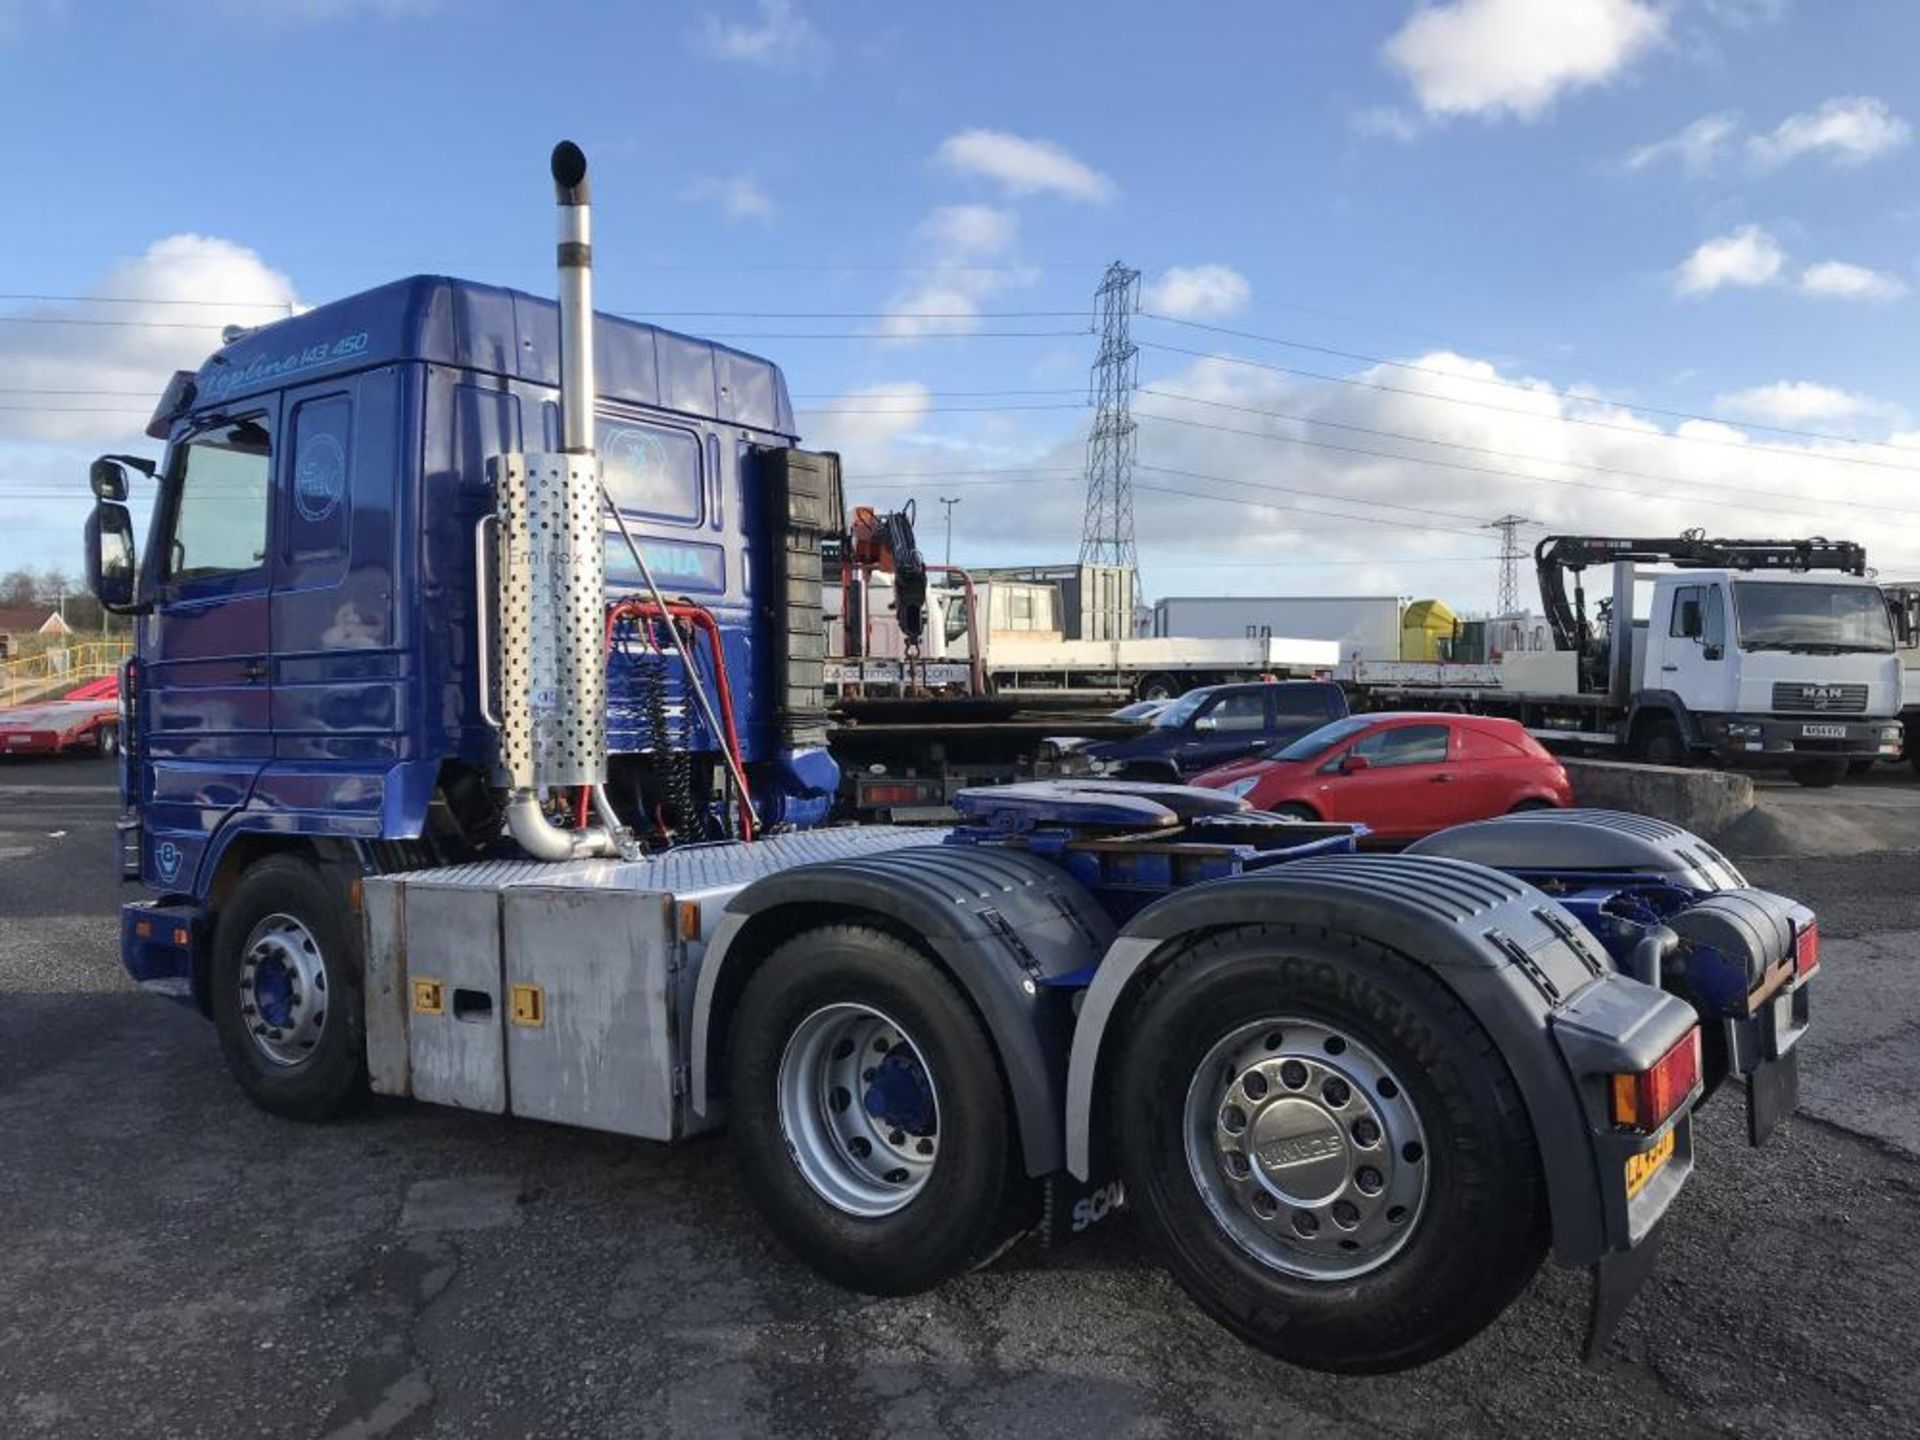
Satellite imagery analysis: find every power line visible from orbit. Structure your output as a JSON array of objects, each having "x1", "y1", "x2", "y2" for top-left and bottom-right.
[
  {"x1": 1136, "y1": 387, "x2": 1920, "y2": 520},
  {"x1": 1130, "y1": 405, "x2": 1920, "y2": 529},
  {"x1": 1139, "y1": 311, "x2": 1920, "y2": 456},
  {"x1": 1136, "y1": 339, "x2": 1920, "y2": 476}
]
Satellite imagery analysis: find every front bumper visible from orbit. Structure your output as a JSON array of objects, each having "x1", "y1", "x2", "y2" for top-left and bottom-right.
[{"x1": 1700, "y1": 713, "x2": 1900, "y2": 762}]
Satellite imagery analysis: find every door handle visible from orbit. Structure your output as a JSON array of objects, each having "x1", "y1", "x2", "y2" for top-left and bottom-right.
[
  {"x1": 1430, "y1": 773, "x2": 1453, "y2": 783},
  {"x1": 1660, "y1": 664, "x2": 1679, "y2": 672},
  {"x1": 243, "y1": 660, "x2": 268, "y2": 683}
]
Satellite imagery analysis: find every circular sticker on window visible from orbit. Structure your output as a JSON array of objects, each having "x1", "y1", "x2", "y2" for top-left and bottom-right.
[
  {"x1": 604, "y1": 426, "x2": 668, "y2": 494},
  {"x1": 295, "y1": 432, "x2": 347, "y2": 522}
]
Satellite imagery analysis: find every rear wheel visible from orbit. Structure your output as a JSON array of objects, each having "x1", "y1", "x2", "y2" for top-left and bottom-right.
[
  {"x1": 727, "y1": 925, "x2": 1034, "y2": 1294},
  {"x1": 1270, "y1": 802, "x2": 1319, "y2": 821},
  {"x1": 1136, "y1": 673, "x2": 1182, "y2": 703},
  {"x1": 1790, "y1": 757, "x2": 1847, "y2": 788},
  {"x1": 209, "y1": 855, "x2": 368, "y2": 1121},
  {"x1": 93, "y1": 724, "x2": 119, "y2": 758},
  {"x1": 1507, "y1": 797, "x2": 1556, "y2": 814},
  {"x1": 1114, "y1": 926, "x2": 1546, "y2": 1373}
]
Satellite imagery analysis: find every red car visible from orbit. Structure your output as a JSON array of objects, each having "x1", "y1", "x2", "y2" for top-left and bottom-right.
[
  {"x1": 0, "y1": 678, "x2": 121, "y2": 758},
  {"x1": 1191, "y1": 712, "x2": 1571, "y2": 842}
]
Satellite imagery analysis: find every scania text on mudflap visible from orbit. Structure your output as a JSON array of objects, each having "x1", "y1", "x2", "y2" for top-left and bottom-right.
[{"x1": 83, "y1": 143, "x2": 1819, "y2": 1374}]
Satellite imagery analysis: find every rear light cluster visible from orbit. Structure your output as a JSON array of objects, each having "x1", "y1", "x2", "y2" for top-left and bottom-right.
[
  {"x1": 860, "y1": 780, "x2": 939, "y2": 808},
  {"x1": 1610, "y1": 1028, "x2": 1702, "y2": 1134},
  {"x1": 1793, "y1": 922, "x2": 1820, "y2": 981}
]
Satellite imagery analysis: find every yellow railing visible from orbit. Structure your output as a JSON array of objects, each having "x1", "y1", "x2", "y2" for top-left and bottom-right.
[{"x1": 0, "y1": 640, "x2": 133, "y2": 708}]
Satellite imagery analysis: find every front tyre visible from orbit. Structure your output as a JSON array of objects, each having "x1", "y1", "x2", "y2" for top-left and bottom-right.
[
  {"x1": 727, "y1": 925, "x2": 1034, "y2": 1295},
  {"x1": 209, "y1": 855, "x2": 369, "y2": 1121},
  {"x1": 1115, "y1": 926, "x2": 1546, "y2": 1373}
]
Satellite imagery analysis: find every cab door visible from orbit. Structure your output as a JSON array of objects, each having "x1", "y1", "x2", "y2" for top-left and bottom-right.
[
  {"x1": 1176, "y1": 688, "x2": 1274, "y2": 774},
  {"x1": 140, "y1": 409, "x2": 277, "y2": 888},
  {"x1": 1322, "y1": 721, "x2": 1460, "y2": 838}
]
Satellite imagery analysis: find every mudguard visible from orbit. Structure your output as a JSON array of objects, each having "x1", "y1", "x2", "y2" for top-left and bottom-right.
[
  {"x1": 689, "y1": 845, "x2": 1115, "y2": 1176},
  {"x1": 1062, "y1": 853, "x2": 1698, "y2": 1267},
  {"x1": 1406, "y1": 809, "x2": 1747, "y2": 891}
]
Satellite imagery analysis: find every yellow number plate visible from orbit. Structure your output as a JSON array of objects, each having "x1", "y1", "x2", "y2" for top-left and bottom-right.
[{"x1": 1624, "y1": 1126, "x2": 1677, "y2": 1199}]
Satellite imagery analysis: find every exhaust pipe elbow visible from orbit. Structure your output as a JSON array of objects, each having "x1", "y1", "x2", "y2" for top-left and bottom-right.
[
  {"x1": 551, "y1": 140, "x2": 590, "y2": 205},
  {"x1": 504, "y1": 789, "x2": 617, "y2": 861}
]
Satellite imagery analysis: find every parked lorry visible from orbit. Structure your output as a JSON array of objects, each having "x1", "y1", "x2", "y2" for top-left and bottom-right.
[
  {"x1": 1880, "y1": 581, "x2": 1920, "y2": 774},
  {"x1": 1346, "y1": 534, "x2": 1902, "y2": 787},
  {"x1": 84, "y1": 144, "x2": 1821, "y2": 1373}
]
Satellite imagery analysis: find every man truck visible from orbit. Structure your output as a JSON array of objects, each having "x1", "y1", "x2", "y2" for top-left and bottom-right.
[
  {"x1": 1346, "y1": 534, "x2": 1902, "y2": 787},
  {"x1": 83, "y1": 143, "x2": 1819, "y2": 1373}
]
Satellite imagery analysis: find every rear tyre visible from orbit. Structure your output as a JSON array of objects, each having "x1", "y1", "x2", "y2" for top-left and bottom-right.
[
  {"x1": 1635, "y1": 718, "x2": 1687, "y2": 767},
  {"x1": 1506, "y1": 797, "x2": 1556, "y2": 814},
  {"x1": 94, "y1": 724, "x2": 119, "y2": 758},
  {"x1": 727, "y1": 925, "x2": 1034, "y2": 1295},
  {"x1": 1136, "y1": 673, "x2": 1182, "y2": 703},
  {"x1": 1789, "y1": 757, "x2": 1847, "y2": 788},
  {"x1": 209, "y1": 855, "x2": 369, "y2": 1122},
  {"x1": 1115, "y1": 925, "x2": 1546, "y2": 1374},
  {"x1": 1270, "y1": 802, "x2": 1319, "y2": 821}
]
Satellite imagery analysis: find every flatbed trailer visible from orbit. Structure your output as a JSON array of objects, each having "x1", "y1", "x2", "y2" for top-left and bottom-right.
[{"x1": 85, "y1": 142, "x2": 1825, "y2": 1375}]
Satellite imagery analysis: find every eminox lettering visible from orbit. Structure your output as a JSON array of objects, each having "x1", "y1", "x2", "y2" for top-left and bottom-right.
[{"x1": 1256, "y1": 1132, "x2": 1344, "y2": 1169}]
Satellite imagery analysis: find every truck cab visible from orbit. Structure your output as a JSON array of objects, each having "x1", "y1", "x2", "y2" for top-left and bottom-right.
[
  {"x1": 1628, "y1": 568, "x2": 1901, "y2": 783},
  {"x1": 1078, "y1": 679, "x2": 1349, "y2": 780}
]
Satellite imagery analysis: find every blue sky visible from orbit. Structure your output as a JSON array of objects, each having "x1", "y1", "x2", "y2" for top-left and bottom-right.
[{"x1": 4, "y1": 0, "x2": 1919, "y2": 609}]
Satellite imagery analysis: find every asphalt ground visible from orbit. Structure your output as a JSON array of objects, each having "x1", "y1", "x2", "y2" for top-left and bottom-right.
[{"x1": 4, "y1": 757, "x2": 1920, "y2": 1439}]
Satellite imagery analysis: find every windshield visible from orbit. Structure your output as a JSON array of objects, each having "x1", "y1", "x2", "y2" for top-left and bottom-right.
[
  {"x1": 1734, "y1": 581, "x2": 1893, "y2": 653},
  {"x1": 1153, "y1": 690, "x2": 1211, "y2": 728},
  {"x1": 1271, "y1": 714, "x2": 1373, "y2": 761}
]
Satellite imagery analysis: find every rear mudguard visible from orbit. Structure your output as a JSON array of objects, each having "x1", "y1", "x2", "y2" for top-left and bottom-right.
[
  {"x1": 689, "y1": 845, "x2": 1115, "y2": 1176},
  {"x1": 1406, "y1": 809, "x2": 1748, "y2": 892},
  {"x1": 1062, "y1": 853, "x2": 1699, "y2": 1268}
]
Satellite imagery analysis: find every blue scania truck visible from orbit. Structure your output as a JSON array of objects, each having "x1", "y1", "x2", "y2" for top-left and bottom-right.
[{"x1": 82, "y1": 144, "x2": 1819, "y2": 1373}]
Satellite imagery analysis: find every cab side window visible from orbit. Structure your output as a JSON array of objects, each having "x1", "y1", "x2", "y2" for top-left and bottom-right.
[
  {"x1": 168, "y1": 416, "x2": 272, "y2": 581},
  {"x1": 1669, "y1": 585, "x2": 1702, "y2": 637},
  {"x1": 1205, "y1": 691, "x2": 1270, "y2": 731},
  {"x1": 1351, "y1": 724, "x2": 1449, "y2": 767}
]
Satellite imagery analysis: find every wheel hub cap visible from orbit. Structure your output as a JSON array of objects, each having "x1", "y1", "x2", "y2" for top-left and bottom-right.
[
  {"x1": 1187, "y1": 1017, "x2": 1429, "y2": 1280},
  {"x1": 777, "y1": 1003, "x2": 940, "y2": 1218},
  {"x1": 237, "y1": 914, "x2": 329, "y2": 1068}
]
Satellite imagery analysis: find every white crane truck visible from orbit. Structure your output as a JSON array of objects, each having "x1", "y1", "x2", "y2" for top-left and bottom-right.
[{"x1": 83, "y1": 144, "x2": 1821, "y2": 1373}]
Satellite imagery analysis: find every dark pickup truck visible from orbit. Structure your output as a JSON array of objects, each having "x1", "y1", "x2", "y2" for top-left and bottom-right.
[{"x1": 1077, "y1": 680, "x2": 1349, "y2": 781}]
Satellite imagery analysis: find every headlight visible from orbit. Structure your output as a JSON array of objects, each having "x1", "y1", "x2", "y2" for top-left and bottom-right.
[{"x1": 1223, "y1": 777, "x2": 1258, "y2": 799}]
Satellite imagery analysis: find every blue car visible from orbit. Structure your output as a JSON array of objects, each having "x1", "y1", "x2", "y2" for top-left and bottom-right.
[{"x1": 1079, "y1": 680, "x2": 1349, "y2": 781}]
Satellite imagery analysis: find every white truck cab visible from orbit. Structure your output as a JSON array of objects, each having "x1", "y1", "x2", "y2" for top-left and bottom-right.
[{"x1": 1629, "y1": 568, "x2": 1901, "y2": 782}]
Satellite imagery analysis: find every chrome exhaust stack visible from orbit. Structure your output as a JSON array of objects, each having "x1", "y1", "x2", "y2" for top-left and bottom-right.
[{"x1": 493, "y1": 140, "x2": 618, "y2": 861}]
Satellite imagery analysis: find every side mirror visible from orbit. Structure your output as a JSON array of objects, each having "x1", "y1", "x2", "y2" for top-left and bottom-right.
[
  {"x1": 1339, "y1": 752, "x2": 1371, "y2": 774},
  {"x1": 85, "y1": 502, "x2": 141, "y2": 614},
  {"x1": 1193, "y1": 715, "x2": 1218, "y2": 733},
  {"x1": 1678, "y1": 600, "x2": 1703, "y2": 639},
  {"x1": 90, "y1": 458, "x2": 130, "y2": 502}
]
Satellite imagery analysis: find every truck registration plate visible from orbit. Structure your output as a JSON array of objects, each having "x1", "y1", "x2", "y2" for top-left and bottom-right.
[
  {"x1": 1624, "y1": 1126, "x2": 1676, "y2": 1199},
  {"x1": 1800, "y1": 724, "x2": 1846, "y2": 739}
]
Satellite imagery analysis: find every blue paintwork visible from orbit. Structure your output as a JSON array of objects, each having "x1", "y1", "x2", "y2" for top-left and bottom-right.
[
  {"x1": 122, "y1": 277, "x2": 819, "y2": 977},
  {"x1": 864, "y1": 1049, "x2": 937, "y2": 1135}
]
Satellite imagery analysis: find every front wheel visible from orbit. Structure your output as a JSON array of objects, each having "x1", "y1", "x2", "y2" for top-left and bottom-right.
[
  {"x1": 1789, "y1": 757, "x2": 1847, "y2": 788},
  {"x1": 727, "y1": 925, "x2": 1034, "y2": 1294},
  {"x1": 94, "y1": 723, "x2": 120, "y2": 758},
  {"x1": 1115, "y1": 926, "x2": 1547, "y2": 1373},
  {"x1": 209, "y1": 855, "x2": 369, "y2": 1121}
]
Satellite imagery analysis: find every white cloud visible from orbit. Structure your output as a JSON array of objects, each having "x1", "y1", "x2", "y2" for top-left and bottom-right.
[
  {"x1": 1672, "y1": 225, "x2": 1786, "y2": 296},
  {"x1": 1624, "y1": 111, "x2": 1740, "y2": 174},
  {"x1": 1714, "y1": 380, "x2": 1876, "y2": 424},
  {"x1": 821, "y1": 339, "x2": 1920, "y2": 606},
  {"x1": 1383, "y1": 0, "x2": 1666, "y2": 121},
  {"x1": 0, "y1": 235, "x2": 304, "y2": 573},
  {"x1": 879, "y1": 204, "x2": 1030, "y2": 341},
  {"x1": 1798, "y1": 259, "x2": 1907, "y2": 302},
  {"x1": 691, "y1": 0, "x2": 827, "y2": 71},
  {"x1": 1352, "y1": 106, "x2": 1425, "y2": 143},
  {"x1": 936, "y1": 129, "x2": 1114, "y2": 203},
  {"x1": 917, "y1": 204, "x2": 1017, "y2": 258},
  {"x1": 1748, "y1": 96, "x2": 1910, "y2": 169},
  {"x1": 803, "y1": 383, "x2": 933, "y2": 454},
  {"x1": 682, "y1": 174, "x2": 776, "y2": 225},
  {"x1": 1142, "y1": 265, "x2": 1252, "y2": 321}
]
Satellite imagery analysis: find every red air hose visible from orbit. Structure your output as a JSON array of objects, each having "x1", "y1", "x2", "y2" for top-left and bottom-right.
[{"x1": 604, "y1": 600, "x2": 754, "y2": 841}]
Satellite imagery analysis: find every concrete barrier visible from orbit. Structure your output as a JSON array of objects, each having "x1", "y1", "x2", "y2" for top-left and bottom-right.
[{"x1": 1561, "y1": 758, "x2": 1755, "y2": 838}]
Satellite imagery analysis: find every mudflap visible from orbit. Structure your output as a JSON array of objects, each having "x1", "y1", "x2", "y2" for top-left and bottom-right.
[
  {"x1": 1040, "y1": 1171, "x2": 1128, "y2": 1247},
  {"x1": 1585, "y1": 1222, "x2": 1666, "y2": 1361},
  {"x1": 1748, "y1": 1048, "x2": 1800, "y2": 1148}
]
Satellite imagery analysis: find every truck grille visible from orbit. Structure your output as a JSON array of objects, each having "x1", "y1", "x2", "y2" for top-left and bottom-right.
[{"x1": 1771, "y1": 682, "x2": 1867, "y2": 714}]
